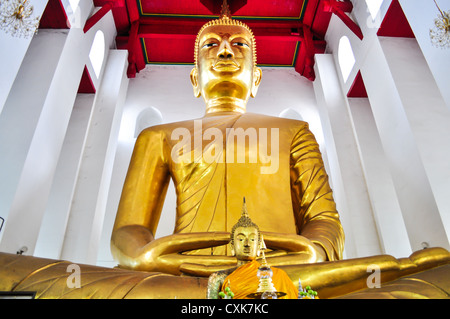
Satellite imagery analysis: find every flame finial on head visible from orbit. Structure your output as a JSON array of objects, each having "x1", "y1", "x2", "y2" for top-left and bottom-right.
[
  {"x1": 241, "y1": 196, "x2": 249, "y2": 218},
  {"x1": 220, "y1": 0, "x2": 231, "y2": 19}
]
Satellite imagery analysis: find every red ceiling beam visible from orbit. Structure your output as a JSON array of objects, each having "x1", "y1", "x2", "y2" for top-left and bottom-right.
[
  {"x1": 323, "y1": 0, "x2": 363, "y2": 40},
  {"x1": 127, "y1": 21, "x2": 140, "y2": 78},
  {"x1": 300, "y1": 25, "x2": 316, "y2": 81},
  {"x1": 85, "y1": 0, "x2": 126, "y2": 33}
]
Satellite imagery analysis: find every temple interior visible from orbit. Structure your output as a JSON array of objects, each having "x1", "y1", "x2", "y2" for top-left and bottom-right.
[{"x1": 0, "y1": 0, "x2": 449, "y2": 299}]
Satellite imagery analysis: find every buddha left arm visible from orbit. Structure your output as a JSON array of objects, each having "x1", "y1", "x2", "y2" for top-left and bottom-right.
[{"x1": 290, "y1": 122, "x2": 345, "y2": 261}]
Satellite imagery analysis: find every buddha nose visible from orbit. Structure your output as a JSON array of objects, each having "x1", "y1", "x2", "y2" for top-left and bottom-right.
[{"x1": 218, "y1": 39, "x2": 234, "y2": 59}]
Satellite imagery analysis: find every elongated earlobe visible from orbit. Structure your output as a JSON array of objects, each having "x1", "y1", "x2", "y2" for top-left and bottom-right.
[
  {"x1": 190, "y1": 67, "x2": 201, "y2": 98},
  {"x1": 250, "y1": 67, "x2": 262, "y2": 98}
]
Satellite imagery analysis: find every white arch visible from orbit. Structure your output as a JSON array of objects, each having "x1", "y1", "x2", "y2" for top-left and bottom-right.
[
  {"x1": 135, "y1": 107, "x2": 163, "y2": 138},
  {"x1": 338, "y1": 36, "x2": 356, "y2": 83},
  {"x1": 279, "y1": 108, "x2": 303, "y2": 121},
  {"x1": 89, "y1": 30, "x2": 106, "y2": 78}
]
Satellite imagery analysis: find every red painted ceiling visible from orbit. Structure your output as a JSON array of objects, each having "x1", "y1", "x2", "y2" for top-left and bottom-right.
[{"x1": 39, "y1": 0, "x2": 363, "y2": 81}]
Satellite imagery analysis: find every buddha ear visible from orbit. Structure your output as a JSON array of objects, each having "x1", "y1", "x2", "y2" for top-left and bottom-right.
[
  {"x1": 190, "y1": 67, "x2": 201, "y2": 98},
  {"x1": 250, "y1": 67, "x2": 262, "y2": 98},
  {"x1": 230, "y1": 243, "x2": 235, "y2": 256}
]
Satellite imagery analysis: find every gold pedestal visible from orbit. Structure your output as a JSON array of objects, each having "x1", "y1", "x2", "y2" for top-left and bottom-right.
[{"x1": 0, "y1": 248, "x2": 449, "y2": 299}]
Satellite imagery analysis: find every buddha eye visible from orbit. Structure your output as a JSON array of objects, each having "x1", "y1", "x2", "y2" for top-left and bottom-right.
[
  {"x1": 232, "y1": 42, "x2": 249, "y2": 47},
  {"x1": 202, "y1": 42, "x2": 218, "y2": 49}
]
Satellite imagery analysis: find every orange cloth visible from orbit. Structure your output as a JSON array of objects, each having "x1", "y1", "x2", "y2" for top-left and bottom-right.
[{"x1": 221, "y1": 260, "x2": 298, "y2": 299}]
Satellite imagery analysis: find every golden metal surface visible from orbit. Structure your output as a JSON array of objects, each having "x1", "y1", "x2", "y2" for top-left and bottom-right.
[
  {"x1": 111, "y1": 15, "x2": 344, "y2": 276},
  {"x1": 1, "y1": 248, "x2": 447, "y2": 299}
]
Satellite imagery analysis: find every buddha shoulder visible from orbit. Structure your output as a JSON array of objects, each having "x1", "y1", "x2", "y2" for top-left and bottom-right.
[{"x1": 243, "y1": 112, "x2": 307, "y2": 126}]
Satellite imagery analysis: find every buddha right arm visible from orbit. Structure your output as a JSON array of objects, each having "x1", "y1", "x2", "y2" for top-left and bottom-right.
[
  {"x1": 111, "y1": 229, "x2": 232, "y2": 273},
  {"x1": 111, "y1": 128, "x2": 171, "y2": 267}
]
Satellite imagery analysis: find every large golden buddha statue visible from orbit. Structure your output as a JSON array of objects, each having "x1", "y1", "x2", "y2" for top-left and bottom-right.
[
  {"x1": 0, "y1": 2, "x2": 449, "y2": 300},
  {"x1": 110, "y1": 3, "x2": 344, "y2": 276}
]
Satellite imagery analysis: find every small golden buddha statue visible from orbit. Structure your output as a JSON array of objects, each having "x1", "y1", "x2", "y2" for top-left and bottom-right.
[
  {"x1": 111, "y1": 0, "x2": 344, "y2": 277},
  {"x1": 207, "y1": 199, "x2": 298, "y2": 299}
]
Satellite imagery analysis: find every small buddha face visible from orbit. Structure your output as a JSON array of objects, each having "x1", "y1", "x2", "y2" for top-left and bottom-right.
[
  {"x1": 191, "y1": 23, "x2": 262, "y2": 103},
  {"x1": 232, "y1": 226, "x2": 260, "y2": 262}
]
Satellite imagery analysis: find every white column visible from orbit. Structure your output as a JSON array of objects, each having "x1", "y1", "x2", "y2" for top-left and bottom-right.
[
  {"x1": 60, "y1": 50, "x2": 129, "y2": 265},
  {"x1": 361, "y1": 36, "x2": 449, "y2": 251},
  {"x1": 0, "y1": 29, "x2": 86, "y2": 253},
  {"x1": 382, "y1": 36, "x2": 450, "y2": 248},
  {"x1": 34, "y1": 94, "x2": 95, "y2": 259},
  {"x1": 347, "y1": 98, "x2": 411, "y2": 257},
  {"x1": 314, "y1": 54, "x2": 382, "y2": 258}
]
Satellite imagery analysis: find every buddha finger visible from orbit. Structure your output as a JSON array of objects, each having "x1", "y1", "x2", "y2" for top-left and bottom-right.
[
  {"x1": 180, "y1": 262, "x2": 237, "y2": 277},
  {"x1": 261, "y1": 232, "x2": 316, "y2": 253},
  {"x1": 155, "y1": 253, "x2": 236, "y2": 275},
  {"x1": 143, "y1": 232, "x2": 230, "y2": 257},
  {"x1": 264, "y1": 252, "x2": 318, "y2": 266}
]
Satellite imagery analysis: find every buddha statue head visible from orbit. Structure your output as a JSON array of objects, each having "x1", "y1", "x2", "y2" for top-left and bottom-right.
[
  {"x1": 190, "y1": 1, "x2": 262, "y2": 113},
  {"x1": 230, "y1": 198, "x2": 261, "y2": 263}
]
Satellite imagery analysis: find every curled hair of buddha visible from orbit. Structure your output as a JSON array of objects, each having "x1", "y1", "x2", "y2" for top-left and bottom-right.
[
  {"x1": 193, "y1": 1, "x2": 257, "y2": 68},
  {"x1": 230, "y1": 197, "x2": 261, "y2": 246}
]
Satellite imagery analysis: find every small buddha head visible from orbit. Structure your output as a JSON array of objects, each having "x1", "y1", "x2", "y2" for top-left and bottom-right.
[
  {"x1": 230, "y1": 199, "x2": 261, "y2": 262},
  {"x1": 190, "y1": 2, "x2": 262, "y2": 110}
]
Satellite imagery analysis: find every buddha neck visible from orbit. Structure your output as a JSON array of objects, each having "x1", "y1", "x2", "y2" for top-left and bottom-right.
[{"x1": 205, "y1": 97, "x2": 247, "y2": 114}]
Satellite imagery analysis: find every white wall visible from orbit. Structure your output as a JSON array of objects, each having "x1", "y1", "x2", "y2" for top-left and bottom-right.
[{"x1": 399, "y1": 0, "x2": 450, "y2": 109}]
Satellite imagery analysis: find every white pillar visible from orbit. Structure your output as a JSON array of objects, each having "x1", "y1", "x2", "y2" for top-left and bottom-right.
[
  {"x1": 0, "y1": 29, "x2": 86, "y2": 253},
  {"x1": 361, "y1": 36, "x2": 449, "y2": 251},
  {"x1": 314, "y1": 54, "x2": 382, "y2": 258},
  {"x1": 382, "y1": 36, "x2": 450, "y2": 248},
  {"x1": 347, "y1": 98, "x2": 411, "y2": 257},
  {"x1": 60, "y1": 50, "x2": 129, "y2": 265},
  {"x1": 34, "y1": 94, "x2": 96, "y2": 259}
]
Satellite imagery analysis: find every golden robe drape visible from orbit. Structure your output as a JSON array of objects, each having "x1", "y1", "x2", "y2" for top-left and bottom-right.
[{"x1": 115, "y1": 112, "x2": 344, "y2": 259}]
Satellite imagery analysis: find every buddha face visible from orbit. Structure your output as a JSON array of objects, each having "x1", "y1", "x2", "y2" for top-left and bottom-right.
[
  {"x1": 190, "y1": 23, "x2": 262, "y2": 105},
  {"x1": 232, "y1": 226, "x2": 260, "y2": 262}
]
